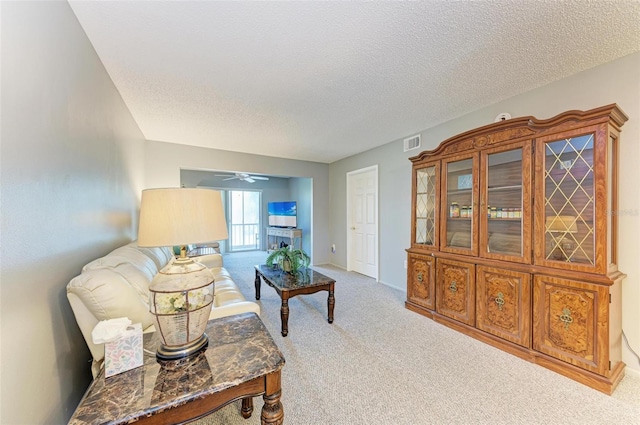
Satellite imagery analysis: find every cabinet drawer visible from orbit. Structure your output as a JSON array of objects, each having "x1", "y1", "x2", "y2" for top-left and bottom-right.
[
  {"x1": 476, "y1": 266, "x2": 531, "y2": 348},
  {"x1": 533, "y1": 275, "x2": 609, "y2": 375},
  {"x1": 407, "y1": 253, "x2": 436, "y2": 310},
  {"x1": 436, "y1": 259, "x2": 475, "y2": 326}
]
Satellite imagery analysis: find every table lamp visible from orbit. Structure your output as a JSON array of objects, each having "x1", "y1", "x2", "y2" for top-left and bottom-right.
[
  {"x1": 545, "y1": 215, "x2": 578, "y2": 261},
  {"x1": 138, "y1": 188, "x2": 228, "y2": 360}
]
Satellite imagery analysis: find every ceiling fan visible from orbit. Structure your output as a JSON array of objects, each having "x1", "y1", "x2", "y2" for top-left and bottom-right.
[{"x1": 214, "y1": 172, "x2": 269, "y2": 183}]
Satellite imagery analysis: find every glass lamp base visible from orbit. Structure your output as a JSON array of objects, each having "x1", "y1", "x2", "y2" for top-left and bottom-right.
[{"x1": 156, "y1": 333, "x2": 209, "y2": 360}]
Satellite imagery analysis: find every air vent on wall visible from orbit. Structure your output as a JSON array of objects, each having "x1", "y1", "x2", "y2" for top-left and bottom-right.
[
  {"x1": 495, "y1": 112, "x2": 512, "y2": 122},
  {"x1": 404, "y1": 134, "x2": 421, "y2": 152}
]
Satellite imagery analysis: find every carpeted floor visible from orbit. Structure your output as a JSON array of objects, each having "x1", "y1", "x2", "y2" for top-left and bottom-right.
[{"x1": 195, "y1": 251, "x2": 640, "y2": 425}]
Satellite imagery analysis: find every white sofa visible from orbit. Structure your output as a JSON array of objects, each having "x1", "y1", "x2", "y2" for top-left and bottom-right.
[{"x1": 67, "y1": 241, "x2": 260, "y2": 377}]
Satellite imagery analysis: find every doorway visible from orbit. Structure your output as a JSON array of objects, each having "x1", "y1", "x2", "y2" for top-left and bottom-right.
[
  {"x1": 346, "y1": 165, "x2": 379, "y2": 280},
  {"x1": 228, "y1": 190, "x2": 261, "y2": 251}
]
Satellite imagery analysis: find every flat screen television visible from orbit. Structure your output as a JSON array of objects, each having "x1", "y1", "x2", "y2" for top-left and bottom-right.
[{"x1": 268, "y1": 201, "x2": 297, "y2": 228}]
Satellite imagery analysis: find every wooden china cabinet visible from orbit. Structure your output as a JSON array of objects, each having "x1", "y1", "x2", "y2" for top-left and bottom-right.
[{"x1": 406, "y1": 104, "x2": 627, "y2": 394}]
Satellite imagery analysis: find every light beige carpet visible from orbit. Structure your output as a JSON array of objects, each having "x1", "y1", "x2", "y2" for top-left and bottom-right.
[{"x1": 195, "y1": 251, "x2": 640, "y2": 425}]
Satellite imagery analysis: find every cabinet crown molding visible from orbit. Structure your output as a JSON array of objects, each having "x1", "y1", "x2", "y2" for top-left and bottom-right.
[{"x1": 410, "y1": 104, "x2": 628, "y2": 163}]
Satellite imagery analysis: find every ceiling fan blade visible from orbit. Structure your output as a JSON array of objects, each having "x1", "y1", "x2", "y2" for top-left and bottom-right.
[{"x1": 214, "y1": 173, "x2": 267, "y2": 183}]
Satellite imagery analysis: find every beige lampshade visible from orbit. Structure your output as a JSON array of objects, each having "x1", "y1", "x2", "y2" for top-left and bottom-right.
[
  {"x1": 138, "y1": 188, "x2": 228, "y2": 247},
  {"x1": 545, "y1": 215, "x2": 578, "y2": 233}
]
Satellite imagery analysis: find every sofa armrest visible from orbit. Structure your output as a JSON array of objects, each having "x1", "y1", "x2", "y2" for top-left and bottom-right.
[
  {"x1": 67, "y1": 292, "x2": 102, "y2": 376},
  {"x1": 193, "y1": 253, "x2": 223, "y2": 269},
  {"x1": 209, "y1": 301, "x2": 261, "y2": 319}
]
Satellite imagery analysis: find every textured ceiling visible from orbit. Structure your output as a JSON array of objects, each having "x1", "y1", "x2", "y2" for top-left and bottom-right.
[{"x1": 69, "y1": 1, "x2": 640, "y2": 164}]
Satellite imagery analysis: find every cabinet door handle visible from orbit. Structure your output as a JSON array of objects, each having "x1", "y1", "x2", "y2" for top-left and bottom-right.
[
  {"x1": 449, "y1": 281, "x2": 458, "y2": 292},
  {"x1": 495, "y1": 292, "x2": 505, "y2": 311},
  {"x1": 559, "y1": 308, "x2": 574, "y2": 329},
  {"x1": 417, "y1": 272, "x2": 423, "y2": 283}
]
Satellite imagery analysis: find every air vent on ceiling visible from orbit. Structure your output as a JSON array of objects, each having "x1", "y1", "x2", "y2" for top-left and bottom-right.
[{"x1": 403, "y1": 134, "x2": 421, "y2": 152}]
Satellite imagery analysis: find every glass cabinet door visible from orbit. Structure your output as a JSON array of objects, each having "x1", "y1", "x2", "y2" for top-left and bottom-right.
[
  {"x1": 414, "y1": 163, "x2": 439, "y2": 248},
  {"x1": 480, "y1": 142, "x2": 532, "y2": 263},
  {"x1": 441, "y1": 154, "x2": 478, "y2": 255},
  {"x1": 535, "y1": 126, "x2": 604, "y2": 272}
]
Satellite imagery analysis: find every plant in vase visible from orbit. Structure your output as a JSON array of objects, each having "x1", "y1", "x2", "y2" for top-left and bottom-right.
[{"x1": 265, "y1": 246, "x2": 310, "y2": 274}]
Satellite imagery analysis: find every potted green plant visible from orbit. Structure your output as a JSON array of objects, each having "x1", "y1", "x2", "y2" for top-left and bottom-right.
[{"x1": 265, "y1": 246, "x2": 310, "y2": 274}]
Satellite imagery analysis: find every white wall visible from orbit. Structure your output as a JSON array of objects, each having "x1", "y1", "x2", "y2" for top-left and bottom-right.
[
  {"x1": 289, "y1": 177, "x2": 313, "y2": 255},
  {"x1": 329, "y1": 52, "x2": 640, "y2": 375},
  {"x1": 0, "y1": 2, "x2": 145, "y2": 423},
  {"x1": 144, "y1": 141, "x2": 330, "y2": 264}
]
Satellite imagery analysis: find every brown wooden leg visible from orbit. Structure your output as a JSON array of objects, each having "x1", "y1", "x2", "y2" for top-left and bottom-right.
[
  {"x1": 241, "y1": 397, "x2": 254, "y2": 419},
  {"x1": 255, "y1": 270, "x2": 261, "y2": 300},
  {"x1": 328, "y1": 284, "x2": 335, "y2": 324},
  {"x1": 261, "y1": 372, "x2": 283, "y2": 425},
  {"x1": 280, "y1": 298, "x2": 289, "y2": 337}
]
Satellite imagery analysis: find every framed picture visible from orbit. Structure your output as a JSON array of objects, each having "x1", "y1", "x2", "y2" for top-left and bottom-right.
[{"x1": 457, "y1": 174, "x2": 472, "y2": 190}]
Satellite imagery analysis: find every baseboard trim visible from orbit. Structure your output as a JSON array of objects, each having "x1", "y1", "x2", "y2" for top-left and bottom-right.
[
  {"x1": 624, "y1": 366, "x2": 640, "y2": 379},
  {"x1": 324, "y1": 262, "x2": 346, "y2": 270},
  {"x1": 378, "y1": 279, "x2": 404, "y2": 291},
  {"x1": 321, "y1": 263, "x2": 404, "y2": 290}
]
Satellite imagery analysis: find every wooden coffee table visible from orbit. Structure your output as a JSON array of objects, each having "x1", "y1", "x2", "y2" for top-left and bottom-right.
[
  {"x1": 254, "y1": 264, "x2": 335, "y2": 337},
  {"x1": 68, "y1": 313, "x2": 285, "y2": 425}
]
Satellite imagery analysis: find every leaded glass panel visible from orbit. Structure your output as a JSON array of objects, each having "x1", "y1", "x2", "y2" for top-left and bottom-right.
[
  {"x1": 543, "y1": 134, "x2": 595, "y2": 264},
  {"x1": 415, "y1": 166, "x2": 436, "y2": 245}
]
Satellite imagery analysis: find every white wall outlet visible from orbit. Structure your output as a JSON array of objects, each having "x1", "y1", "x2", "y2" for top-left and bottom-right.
[
  {"x1": 404, "y1": 260, "x2": 407, "y2": 269},
  {"x1": 331, "y1": 244, "x2": 336, "y2": 253}
]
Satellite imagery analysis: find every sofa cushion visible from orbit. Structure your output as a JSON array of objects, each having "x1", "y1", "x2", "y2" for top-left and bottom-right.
[
  {"x1": 214, "y1": 290, "x2": 247, "y2": 306},
  {"x1": 67, "y1": 268, "x2": 154, "y2": 329},
  {"x1": 210, "y1": 266, "x2": 231, "y2": 280},
  {"x1": 133, "y1": 245, "x2": 173, "y2": 270},
  {"x1": 84, "y1": 247, "x2": 159, "y2": 278},
  {"x1": 108, "y1": 263, "x2": 155, "y2": 305}
]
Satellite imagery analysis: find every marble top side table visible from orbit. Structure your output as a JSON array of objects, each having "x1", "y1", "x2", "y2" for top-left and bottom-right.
[{"x1": 68, "y1": 312, "x2": 285, "y2": 425}]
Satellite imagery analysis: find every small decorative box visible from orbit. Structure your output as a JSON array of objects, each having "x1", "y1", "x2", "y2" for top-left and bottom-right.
[{"x1": 104, "y1": 323, "x2": 143, "y2": 377}]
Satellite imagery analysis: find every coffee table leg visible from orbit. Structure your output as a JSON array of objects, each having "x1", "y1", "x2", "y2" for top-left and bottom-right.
[
  {"x1": 280, "y1": 298, "x2": 289, "y2": 337},
  {"x1": 261, "y1": 390, "x2": 283, "y2": 425},
  {"x1": 255, "y1": 270, "x2": 261, "y2": 300},
  {"x1": 328, "y1": 285, "x2": 335, "y2": 324},
  {"x1": 261, "y1": 372, "x2": 284, "y2": 425},
  {"x1": 241, "y1": 397, "x2": 254, "y2": 418}
]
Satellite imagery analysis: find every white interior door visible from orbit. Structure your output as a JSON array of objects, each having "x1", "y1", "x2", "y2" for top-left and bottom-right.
[{"x1": 347, "y1": 165, "x2": 378, "y2": 280}]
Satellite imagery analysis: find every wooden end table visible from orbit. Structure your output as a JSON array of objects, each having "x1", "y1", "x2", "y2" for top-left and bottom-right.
[
  {"x1": 68, "y1": 313, "x2": 285, "y2": 425},
  {"x1": 254, "y1": 264, "x2": 335, "y2": 337}
]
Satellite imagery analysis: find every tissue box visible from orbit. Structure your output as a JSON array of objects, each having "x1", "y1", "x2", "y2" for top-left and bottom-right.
[{"x1": 104, "y1": 323, "x2": 143, "y2": 377}]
